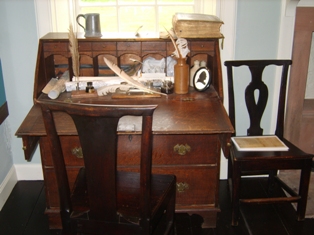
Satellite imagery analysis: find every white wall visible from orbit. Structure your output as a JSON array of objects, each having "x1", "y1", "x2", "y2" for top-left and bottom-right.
[
  {"x1": 233, "y1": 0, "x2": 282, "y2": 135},
  {"x1": 0, "y1": 0, "x2": 40, "y2": 164},
  {"x1": 0, "y1": 0, "x2": 40, "y2": 209},
  {"x1": 0, "y1": 120, "x2": 13, "y2": 185}
]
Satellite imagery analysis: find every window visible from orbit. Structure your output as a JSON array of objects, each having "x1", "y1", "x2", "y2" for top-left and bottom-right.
[{"x1": 50, "y1": 0, "x2": 217, "y2": 34}]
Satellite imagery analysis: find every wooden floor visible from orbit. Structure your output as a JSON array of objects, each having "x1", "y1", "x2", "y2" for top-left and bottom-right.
[{"x1": 0, "y1": 179, "x2": 313, "y2": 235}]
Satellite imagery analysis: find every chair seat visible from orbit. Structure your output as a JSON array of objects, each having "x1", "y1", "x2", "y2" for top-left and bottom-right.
[
  {"x1": 231, "y1": 138, "x2": 312, "y2": 163},
  {"x1": 71, "y1": 168, "x2": 176, "y2": 224}
]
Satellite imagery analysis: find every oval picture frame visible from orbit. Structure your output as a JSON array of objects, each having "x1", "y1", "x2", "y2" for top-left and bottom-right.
[{"x1": 193, "y1": 67, "x2": 211, "y2": 91}]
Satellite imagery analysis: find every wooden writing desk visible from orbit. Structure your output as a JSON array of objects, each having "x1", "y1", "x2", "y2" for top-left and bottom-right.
[{"x1": 16, "y1": 33, "x2": 233, "y2": 229}]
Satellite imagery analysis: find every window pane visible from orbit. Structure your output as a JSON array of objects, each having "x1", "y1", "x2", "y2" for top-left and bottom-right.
[
  {"x1": 51, "y1": 0, "x2": 216, "y2": 33},
  {"x1": 158, "y1": 0, "x2": 194, "y2": 3},
  {"x1": 159, "y1": 6, "x2": 193, "y2": 30},
  {"x1": 119, "y1": 6, "x2": 155, "y2": 32},
  {"x1": 119, "y1": 0, "x2": 154, "y2": 3},
  {"x1": 80, "y1": 0, "x2": 116, "y2": 3},
  {"x1": 81, "y1": 7, "x2": 118, "y2": 32}
]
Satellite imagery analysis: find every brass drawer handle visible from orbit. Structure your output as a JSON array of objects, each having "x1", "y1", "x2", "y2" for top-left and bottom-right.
[
  {"x1": 174, "y1": 144, "x2": 191, "y2": 155},
  {"x1": 176, "y1": 182, "x2": 189, "y2": 193},
  {"x1": 71, "y1": 147, "x2": 83, "y2": 158},
  {"x1": 182, "y1": 97, "x2": 194, "y2": 102}
]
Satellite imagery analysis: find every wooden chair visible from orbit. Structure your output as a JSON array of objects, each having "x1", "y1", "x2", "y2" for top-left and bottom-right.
[
  {"x1": 224, "y1": 60, "x2": 313, "y2": 226},
  {"x1": 38, "y1": 99, "x2": 176, "y2": 234}
]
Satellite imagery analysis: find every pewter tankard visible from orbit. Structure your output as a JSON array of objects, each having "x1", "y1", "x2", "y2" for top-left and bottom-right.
[{"x1": 76, "y1": 13, "x2": 102, "y2": 38}]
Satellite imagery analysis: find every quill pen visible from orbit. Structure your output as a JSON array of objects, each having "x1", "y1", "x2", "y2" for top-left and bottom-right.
[
  {"x1": 68, "y1": 24, "x2": 80, "y2": 88},
  {"x1": 164, "y1": 27, "x2": 182, "y2": 58},
  {"x1": 164, "y1": 27, "x2": 190, "y2": 58},
  {"x1": 103, "y1": 57, "x2": 167, "y2": 96}
]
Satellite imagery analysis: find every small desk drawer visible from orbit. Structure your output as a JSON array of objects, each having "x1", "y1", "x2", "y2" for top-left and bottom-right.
[
  {"x1": 117, "y1": 42, "x2": 141, "y2": 51},
  {"x1": 43, "y1": 42, "x2": 68, "y2": 52},
  {"x1": 78, "y1": 42, "x2": 92, "y2": 51},
  {"x1": 92, "y1": 42, "x2": 117, "y2": 51},
  {"x1": 190, "y1": 41, "x2": 214, "y2": 51},
  {"x1": 142, "y1": 42, "x2": 166, "y2": 51}
]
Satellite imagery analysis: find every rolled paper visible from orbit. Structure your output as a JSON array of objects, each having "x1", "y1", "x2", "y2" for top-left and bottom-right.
[{"x1": 48, "y1": 71, "x2": 69, "y2": 99}]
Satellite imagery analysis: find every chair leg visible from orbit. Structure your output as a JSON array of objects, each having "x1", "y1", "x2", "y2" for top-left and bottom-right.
[
  {"x1": 267, "y1": 170, "x2": 278, "y2": 195},
  {"x1": 231, "y1": 161, "x2": 241, "y2": 226},
  {"x1": 169, "y1": 194, "x2": 176, "y2": 235},
  {"x1": 228, "y1": 157, "x2": 232, "y2": 181},
  {"x1": 165, "y1": 184, "x2": 176, "y2": 235},
  {"x1": 296, "y1": 159, "x2": 312, "y2": 221}
]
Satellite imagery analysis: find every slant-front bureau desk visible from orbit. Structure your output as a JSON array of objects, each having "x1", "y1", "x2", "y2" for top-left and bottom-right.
[{"x1": 16, "y1": 33, "x2": 233, "y2": 229}]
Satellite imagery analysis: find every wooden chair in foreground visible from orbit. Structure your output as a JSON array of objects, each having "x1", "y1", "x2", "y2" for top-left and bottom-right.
[
  {"x1": 224, "y1": 60, "x2": 313, "y2": 226},
  {"x1": 38, "y1": 99, "x2": 176, "y2": 234}
]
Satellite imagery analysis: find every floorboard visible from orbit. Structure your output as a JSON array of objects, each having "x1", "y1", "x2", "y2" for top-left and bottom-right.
[
  {"x1": 0, "y1": 179, "x2": 313, "y2": 235},
  {"x1": 0, "y1": 181, "x2": 45, "y2": 234},
  {"x1": 23, "y1": 183, "x2": 51, "y2": 235}
]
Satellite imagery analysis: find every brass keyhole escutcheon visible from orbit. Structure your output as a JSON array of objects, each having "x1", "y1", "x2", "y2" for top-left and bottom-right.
[
  {"x1": 176, "y1": 182, "x2": 189, "y2": 193},
  {"x1": 71, "y1": 147, "x2": 83, "y2": 158},
  {"x1": 174, "y1": 144, "x2": 191, "y2": 156}
]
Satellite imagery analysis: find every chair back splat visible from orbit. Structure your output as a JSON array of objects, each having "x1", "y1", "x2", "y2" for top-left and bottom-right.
[
  {"x1": 38, "y1": 100, "x2": 176, "y2": 234},
  {"x1": 224, "y1": 60, "x2": 313, "y2": 226},
  {"x1": 225, "y1": 60, "x2": 291, "y2": 138}
]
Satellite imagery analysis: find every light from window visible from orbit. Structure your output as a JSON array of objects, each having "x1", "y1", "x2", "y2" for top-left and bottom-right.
[
  {"x1": 50, "y1": 0, "x2": 216, "y2": 34},
  {"x1": 78, "y1": 0, "x2": 194, "y2": 33}
]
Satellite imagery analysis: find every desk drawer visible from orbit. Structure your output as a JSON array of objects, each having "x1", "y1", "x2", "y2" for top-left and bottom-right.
[
  {"x1": 155, "y1": 166, "x2": 217, "y2": 205},
  {"x1": 41, "y1": 135, "x2": 219, "y2": 166},
  {"x1": 113, "y1": 165, "x2": 217, "y2": 205},
  {"x1": 43, "y1": 167, "x2": 80, "y2": 208},
  {"x1": 43, "y1": 165, "x2": 217, "y2": 208},
  {"x1": 40, "y1": 136, "x2": 84, "y2": 166},
  {"x1": 118, "y1": 134, "x2": 219, "y2": 165}
]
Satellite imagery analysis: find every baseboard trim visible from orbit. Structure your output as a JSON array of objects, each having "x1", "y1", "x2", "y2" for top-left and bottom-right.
[
  {"x1": 14, "y1": 163, "x2": 44, "y2": 181},
  {"x1": 0, "y1": 166, "x2": 17, "y2": 211}
]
